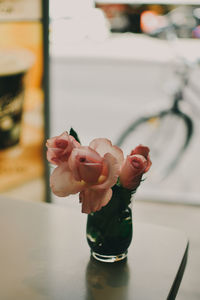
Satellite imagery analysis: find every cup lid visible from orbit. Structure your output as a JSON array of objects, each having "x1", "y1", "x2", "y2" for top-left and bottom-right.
[{"x1": 0, "y1": 49, "x2": 35, "y2": 76}]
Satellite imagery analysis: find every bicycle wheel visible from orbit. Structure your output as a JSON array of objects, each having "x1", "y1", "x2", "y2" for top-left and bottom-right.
[{"x1": 116, "y1": 109, "x2": 193, "y2": 181}]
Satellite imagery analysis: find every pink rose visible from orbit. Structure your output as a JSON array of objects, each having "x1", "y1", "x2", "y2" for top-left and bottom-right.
[
  {"x1": 119, "y1": 145, "x2": 152, "y2": 190},
  {"x1": 46, "y1": 131, "x2": 80, "y2": 165},
  {"x1": 50, "y1": 138, "x2": 124, "y2": 214}
]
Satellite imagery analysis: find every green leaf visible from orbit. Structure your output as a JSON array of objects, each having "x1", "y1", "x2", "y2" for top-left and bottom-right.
[
  {"x1": 115, "y1": 178, "x2": 121, "y2": 187},
  {"x1": 69, "y1": 127, "x2": 81, "y2": 144}
]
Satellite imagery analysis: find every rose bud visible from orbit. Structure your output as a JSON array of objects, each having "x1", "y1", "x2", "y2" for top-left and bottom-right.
[{"x1": 120, "y1": 145, "x2": 151, "y2": 190}]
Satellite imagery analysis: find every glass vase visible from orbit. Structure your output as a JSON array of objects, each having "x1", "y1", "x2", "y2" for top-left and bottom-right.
[{"x1": 86, "y1": 185, "x2": 133, "y2": 263}]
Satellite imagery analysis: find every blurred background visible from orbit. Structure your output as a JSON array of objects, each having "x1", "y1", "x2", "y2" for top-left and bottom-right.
[
  {"x1": 0, "y1": 0, "x2": 46, "y2": 202},
  {"x1": 50, "y1": 0, "x2": 200, "y2": 206},
  {"x1": 0, "y1": 0, "x2": 200, "y2": 299}
]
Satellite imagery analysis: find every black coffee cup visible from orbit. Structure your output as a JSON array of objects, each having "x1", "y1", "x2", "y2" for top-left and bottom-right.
[{"x1": 0, "y1": 49, "x2": 34, "y2": 149}]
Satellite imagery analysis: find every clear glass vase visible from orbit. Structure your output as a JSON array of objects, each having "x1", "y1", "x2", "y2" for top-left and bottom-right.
[{"x1": 86, "y1": 185, "x2": 133, "y2": 263}]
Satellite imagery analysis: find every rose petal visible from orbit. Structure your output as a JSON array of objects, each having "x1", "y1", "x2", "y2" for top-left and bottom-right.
[
  {"x1": 130, "y1": 154, "x2": 147, "y2": 170},
  {"x1": 55, "y1": 139, "x2": 68, "y2": 149},
  {"x1": 131, "y1": 145, "x2": 152, "y2": 173},
  {"x1": 69, "y1": 135, "x2": 81, "y2": 148},
  {"x1": 68, "y1": 146, "x2": 103, "y2": 181},
  {"x1": 50, "y1": 163, "x2": 84, "y2": 197},
  {"x1": 79, "y1": 188, "x2": 112, "y2": 214},
  {"x1": 47, "y1": 148, "x2": 61, "y2": 165},
  {"x1": 89, "y1": 138, "x2": 124, "y2": 166},
  {"x1": 46, "y1": 136, "x2": 57, "y2": 148},
  {"x1": 78, "y1": 162, "x2": 103, "y2": 184},
  {"x1": 92, "y1": 153, "x2": 120, "y2": 190},
  {"x1": 131, "y1": 144, "x2": 150, "y2": 158},
  {"x1": 46, "y1": 132, "x2": 69, "y2": 147}
]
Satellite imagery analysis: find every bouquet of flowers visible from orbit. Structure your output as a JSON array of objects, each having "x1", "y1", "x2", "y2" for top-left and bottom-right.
[{"x1": 46, "y1": 128, "x2": 151, "y2": 214}]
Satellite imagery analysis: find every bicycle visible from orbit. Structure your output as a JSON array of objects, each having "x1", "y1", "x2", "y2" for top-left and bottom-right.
[{"x1": 116, "y1": 7, "x2": 200, "y2": 182}]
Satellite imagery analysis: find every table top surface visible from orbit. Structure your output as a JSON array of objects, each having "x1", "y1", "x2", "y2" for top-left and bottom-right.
[{"x1": 0, "y1": 197, "x2": 188, "y2": 300}]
